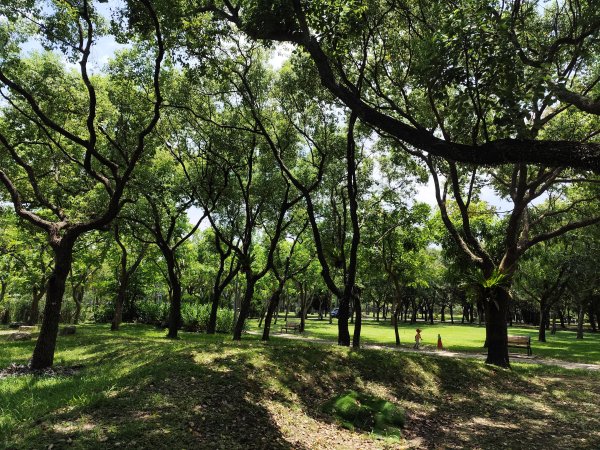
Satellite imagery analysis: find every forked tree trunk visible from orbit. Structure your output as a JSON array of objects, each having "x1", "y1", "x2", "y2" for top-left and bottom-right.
[
  {"x1": 30, "y1": 238, "x2": 75, "y2": 370},
  {"x1": 484, "y1": 286, "x2": 511, "y2": 368},
  {"x1": 207, "y1": 259, "x2": 237, "y2": 334},
  {"x1": 233, "y1": 273, "x2": 256, "y2": 341}
]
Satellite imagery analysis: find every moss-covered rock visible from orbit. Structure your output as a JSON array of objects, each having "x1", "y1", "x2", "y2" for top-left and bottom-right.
[{"x1": 322, "y1": 390, "x2": 405, "y2": 440}]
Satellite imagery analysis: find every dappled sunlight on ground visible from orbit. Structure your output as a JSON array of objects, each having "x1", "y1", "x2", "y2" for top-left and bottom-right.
[{"x1": 1, "y1": 323, "x2": 599, "y2": 449}]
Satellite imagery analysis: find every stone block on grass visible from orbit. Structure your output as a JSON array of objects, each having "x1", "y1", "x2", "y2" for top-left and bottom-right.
[
  {"x1": 60, "y1": 325, "x2": 77, "y2": 336},
  {"x1": 7, "y1": 332, "x2": 32, "y2": 341}
]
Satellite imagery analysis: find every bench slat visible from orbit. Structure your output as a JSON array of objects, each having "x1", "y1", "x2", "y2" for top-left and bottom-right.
[{"x1": 506, "y1": 335, "x2": 532, "y2": 355}]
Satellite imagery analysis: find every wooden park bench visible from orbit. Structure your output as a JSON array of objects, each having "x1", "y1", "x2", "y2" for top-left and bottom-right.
[
  {"x1": 507, "y1": 335, "x2": 532, "y2": 356},
  {"x1": 280, "y1": 321, "x2": 301, "y2": 334}
]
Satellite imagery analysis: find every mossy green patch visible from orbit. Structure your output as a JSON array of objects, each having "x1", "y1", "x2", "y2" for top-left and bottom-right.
[{"x1": 323, "y1": 390, "x2": 405, "y2": 440}]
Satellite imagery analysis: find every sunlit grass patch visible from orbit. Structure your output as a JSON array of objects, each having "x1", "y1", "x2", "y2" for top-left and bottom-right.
[{"x1": 249, "y1": 316, "x2": 600, "y2": 364}]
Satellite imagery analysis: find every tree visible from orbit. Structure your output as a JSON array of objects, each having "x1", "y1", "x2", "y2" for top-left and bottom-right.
[
  {"x1": 0, "y1": 0, "x2": 164, "y2": 368},
  {"x1": 202, "y1": 231, "x2": 240, "y2": 334},
  {"x1": 0, "y1": 216, "x2": 53, "y2": 325},
  {"x1": 261, "y1": 221, "x2": 310, "y2": 340},
  {"x1": 194, "y1": 0, "x2": 600, "y2": 171},
  {"x1": 514, "y1": 239, "x2": 573, "y2": 342},
  {"x1": 122, "y1": 149, "x2": 206, "y2": 339}
]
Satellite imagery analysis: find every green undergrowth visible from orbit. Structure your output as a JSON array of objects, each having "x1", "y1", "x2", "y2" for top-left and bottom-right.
[
  {"x1": 1, "y1": 324, "x2": 599, "y2": 449},
  {"x1": 322, "y1": 390, "x2": 405, "y2": 441}
]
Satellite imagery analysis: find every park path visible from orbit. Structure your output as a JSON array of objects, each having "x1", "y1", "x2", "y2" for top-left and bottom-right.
[{"x1": 247, "y1": 330, "x2": 600, "y2": 371}]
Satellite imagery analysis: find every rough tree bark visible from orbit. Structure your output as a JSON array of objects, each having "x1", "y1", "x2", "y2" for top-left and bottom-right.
[
  {"x1": 30, "y1": 237, "x2": 75, "y2": 370},
  {"x1": 484, "y1": 286, "x2": 511, "y2": 367},
  {"x1": 233, "y1": 270, "x2": 256, "y2": 340},
  {"x1": 262, "y1": 289, "x2": 282, "y2": 341},
  {"x1": 164, "y1": 248, "x2": 182, "y2": 339}
]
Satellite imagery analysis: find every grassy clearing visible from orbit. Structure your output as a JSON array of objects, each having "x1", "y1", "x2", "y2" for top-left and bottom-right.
[
  {"x1": 259, "y1": 316, "x2": 600, "y2": 364},
  {"x1": 1, "y1": 324, "x2": 600, "y2": 449}
]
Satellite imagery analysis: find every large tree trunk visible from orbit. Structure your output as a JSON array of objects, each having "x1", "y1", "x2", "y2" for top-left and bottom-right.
[
  {"x1": 337, "y1": 294, "x2": 351, "y2": 346},
  {"x1": 207, "y1": 287, "x2": 223, "y2": 334},
  {"x1": 484, "y1": 286, "x2": 511, "y2": 368},
  {"x1": 164, "y1": 250, "x2": 182, "y2": 339},
  {"x1": 111, "y1": 281, "x2": 127, "y2": 331},
  {"x1": 262, "y1": 289, "x2": 282, "y2": 341},
  {"x1": 233, "y1": 272, "x2": 255, "y2": 341},
  {"x1": 30, "y1": 238, "x2": 75, "y2": 370}
]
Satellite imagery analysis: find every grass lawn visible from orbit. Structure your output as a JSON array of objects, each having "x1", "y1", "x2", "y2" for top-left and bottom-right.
[
  {"x1": 258, "y1": 316, "x2": 600, "y2": 364},
  {"x1": 1, "y1": 324, "x2": 600, "y2": 449}
]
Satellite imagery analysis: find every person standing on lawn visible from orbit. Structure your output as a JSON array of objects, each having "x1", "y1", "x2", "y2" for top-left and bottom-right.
[{"x1": 414, "y1": 329, "x2": 422, "y2": 349}]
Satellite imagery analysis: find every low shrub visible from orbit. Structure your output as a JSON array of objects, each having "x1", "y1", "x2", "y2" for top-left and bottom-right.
[
  {"x1": 181, "y1": 302, "x2": 236, "y2": 333},
  {"x1": 215, "y1": 307, "x2": 235, "y2": 333},
  {"x1": 6, "y1": 296, "x2": 31, "y2": 323},
  {"x1": 90, "y1": 302, "x2": 115, "y2": 323},
  {"x1": 136, "y1": 300, "x2": 169, "y2": 325},
  {"x1": 322, "y1": 390, "x2": 405, "y2": 439}
]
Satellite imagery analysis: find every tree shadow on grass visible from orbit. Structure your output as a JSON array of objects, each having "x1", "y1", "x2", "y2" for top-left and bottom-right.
[
  {"x1": 254, "y1": 343, "x2": 600, "y2": 450},
  {"x1": 4, "y1": 344, "x2": 304, "y2": 450},
  {"x1": 3, "y1": 327, "x2": 600, "y2": 450}
]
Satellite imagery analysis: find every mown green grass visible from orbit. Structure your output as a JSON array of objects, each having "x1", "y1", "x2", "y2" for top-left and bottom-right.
[
  {"x1": 1, "y1": 324, "x2": 600, "y2": 450},
  {"x1": 258, "y1": 316, "x2": 600, "y2": 364}
]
